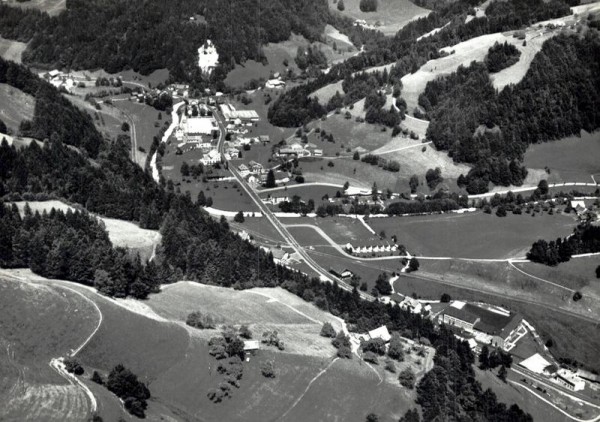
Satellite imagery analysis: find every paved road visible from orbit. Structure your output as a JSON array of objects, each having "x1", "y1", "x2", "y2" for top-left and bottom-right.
[{"x1": 213, "y1": 110, "x2": 373, "y2": 300}]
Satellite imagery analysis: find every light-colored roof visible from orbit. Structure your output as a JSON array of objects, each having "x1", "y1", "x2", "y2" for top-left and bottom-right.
[
  {"x1": 450, "y1": 300, "x2": 466, "y2": 309},
  {"x1": 243, "y1": 340, "x2": 260, "y2": 351},
  {"x1": 368, "y1": 326, "x2": 391, "y2": 342},
  {"x1": 186, "y1": 117, "x2": 215, "y2": 135},
  {"x1": 518, "y1": 353, "x2": 551, "y2": 374}
]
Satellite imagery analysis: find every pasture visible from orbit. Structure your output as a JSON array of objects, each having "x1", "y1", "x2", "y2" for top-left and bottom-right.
[
  {"x1": 0, "y1": 275, "x2": 98, "y2": 421},
  {"x1": 0, "y1": 83, "x2": 35, "y2": 133},
  {"x1": 475, "y1": 368, "x2": 573, "y2": 422},
  {"x1": 523, "y1": 131, "x2": 600, "y2": 183},
  {"x1": 225, "y1": 32, "x2": 356, "y2": 88},
  {"x1": 230, "y1": 217, "x2": 287, "y2": 246},
  {"x1": 0, "y1": 37, "x2": 27, "y2": 63},
  {"x1": 5, "y1": 0, "x2": 66, "y2": 16},
  {"x1": 329, "y1": 0, "x2": 431, "y2": 36},
  {"x1": 367, "y1": 211, "x2": 577, "y2": 259},
  {"x1": 149, "y1": 282, "x2": 343, "y2": 357},
  {"x1": 112, "y1": 99, "x2": 164, "y2": 155},
  {"x1": 513, "y1": 257, "x2": 600, "y2": 298},
  {"x1": 13, "y1": 201, "x2": 161, "y2": 262}
]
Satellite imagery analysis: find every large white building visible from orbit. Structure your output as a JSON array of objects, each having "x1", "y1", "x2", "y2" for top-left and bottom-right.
[{"x1": 198, "y1": 40, "x2": 219, "y2": 74}]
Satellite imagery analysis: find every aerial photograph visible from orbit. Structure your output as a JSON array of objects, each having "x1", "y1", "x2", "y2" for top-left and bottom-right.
[{"x1": 0, "y1": 0, "x2": 599, "y2": 420}]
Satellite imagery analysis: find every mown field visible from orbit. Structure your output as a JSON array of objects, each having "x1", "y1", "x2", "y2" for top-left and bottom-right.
[
  {"x1": 514, "y1": 257, "x2": 600, "y2": 299},
  {"x1": 0, "y1": 276, "x2": 98, "y2": 421},
  {"x1": 524, "y1": 131, "x2": 600, "y2": 183},
  {"x1": 367, "y1": 211, "x2": 577, "y2": 259},
  {"x1": 0, "y1": 36, "x2": 27, "y2": 63},
  {"x1": 0, "y1": 83, "x2": 35, "y2": 133},
  {"x1": 329, "y1": 0, "x2": 430, "y2": 36},
  {"x1": 112, "y1": 99, "x2": 164, "y2": 156},
  {"x1": 295, "y1": 217, "x2": 381, "y2": 246}
]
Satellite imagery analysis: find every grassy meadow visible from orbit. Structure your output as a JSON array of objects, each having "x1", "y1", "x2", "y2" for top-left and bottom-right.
[
  {"x1": 0, "y1": 83, "x2": 35, "y2": 133},
  {"x1": 367, "y1": 211, "x2": 577, "y2": 259}
]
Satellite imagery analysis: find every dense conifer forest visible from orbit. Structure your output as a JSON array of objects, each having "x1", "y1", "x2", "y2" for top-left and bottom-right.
[
  {"x1": 0, "y1": 0, "x2": 332, "y2": 80},
  {"x1": 421, "y1": 33, "x2": 600, "y2": 193}
]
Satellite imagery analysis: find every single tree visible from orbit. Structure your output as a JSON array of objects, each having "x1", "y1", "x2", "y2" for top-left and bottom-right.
[
  {"x1": 498, "y1": 365, "x2": 508, "y2": 382},
  {"x1": 234, "y1": 211, "x2": 245, "y2": 223},
  {"x1": 337, "y1": 0, "x2": 345, "y2": 11},
  {"x1": 398, "y1": 368, "x2": 415, "y2": 389},
  {"x1": 265, "y1": 169, "x2": 276, "y2": 188}
]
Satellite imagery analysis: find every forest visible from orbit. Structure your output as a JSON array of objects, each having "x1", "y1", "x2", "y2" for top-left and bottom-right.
[
  {"x1": 267, "y1": 0, "x2": 572, "y2": 127},
  {"x1": 421, "y1": 33, "x2": 600, "y2": 193},
  {"x1": 0, "y1": 0, "x2": 332, "y2": 81},
  {"x1": 485, "y1": 41, "x2": 521, "y2": 73},
  {"x1": 527, "y1": 224, "x2": 600, "y2": 266}
]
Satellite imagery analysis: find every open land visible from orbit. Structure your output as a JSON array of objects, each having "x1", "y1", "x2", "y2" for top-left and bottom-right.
[
  {"x1": 524, "y1": 131, "x2": 600, "y2": 184},
  {"x1": 0, "y1": 37, "x2": 27, "y2": 64},
  {"x1": 0, "y1": 83, "x2": 35, "y2": 133},
  {"x1": 1, "y1": 269, "x2": 414, "y2": 422},
  {"x1": 0, "y1": 277, "x2": 98, "y2": 421},
  {"x1": 367, "y1": 211, "x2": 577, "y2": 259},
  {"x1": 225, "y1": 32, "x2": 357, "y2": 88},
  {"x1": 329, "y1": 0, "x2": 431, "y2": 36}
]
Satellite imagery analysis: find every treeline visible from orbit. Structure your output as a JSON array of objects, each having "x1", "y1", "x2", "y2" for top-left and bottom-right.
[
  {"x1": 527, "y1": 224, "x2": 600, "y2": 266},
  {"x1": 422, "y1": 32, "x2": 600, "y2": 193},
  {"x1": 361, "y1": 153, "x2": 401, "y2": 172},
  {"x1": 0, "y1": 203, "x2": 161, "y2": 298},
  {"x1": 0, "y1": 58, "x2": 102, "y2": 157},
  {"x1": 268, "y1": 0, "x2": 572, "y2": 127},
  {"x1": 485, "y1": 41, "x2": 521, "y2": 73},
  {"x1": 0, "y1": 0, "x2": 331, "y2": 80},
  {"x1": 386, "y1": 195, "x2": 467, "y2": 215}
]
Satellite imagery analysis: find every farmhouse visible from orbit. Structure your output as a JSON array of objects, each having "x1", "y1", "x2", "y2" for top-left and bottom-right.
[
  {"x1": 329, "y1": 268, "x2": 354, "y2": 281},
  {"x1": 439, "y1": 301, "x2": 524, "y2": 350},
  {"x1": 238, "y1": 164, "x2": 250, "y2": 177},
  {"x1": 200, "y1": 149, "x2": 221, "y2": 166},
  {"x1": 368, "y1": 326, "x2": 392, "y2": 342},
  {"x1": 266, "y1": 78, "x2": 286, "y2": 89},
  {"x1": 248, "y1": 160, "x2": 264, "y2": 174}
]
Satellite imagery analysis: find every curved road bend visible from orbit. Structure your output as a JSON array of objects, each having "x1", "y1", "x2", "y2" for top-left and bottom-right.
[{"x1": 212, "y1": 108, "x2": 373, "y2": 301}]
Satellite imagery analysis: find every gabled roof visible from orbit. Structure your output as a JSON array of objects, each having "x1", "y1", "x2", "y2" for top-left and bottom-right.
[{"x1": 368, "y1": 326, "x2": 391, "y2": 342}]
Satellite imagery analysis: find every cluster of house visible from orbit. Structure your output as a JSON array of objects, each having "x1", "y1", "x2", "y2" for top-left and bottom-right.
[
  {"x1": 237, "y1": 161, "x2": 265, "y2": 177},
  {"x1": 39, "y1": 70, "x2": 78, "y2": 93},
  {"x1": 570, "y1": 198, "x2": 599, "y2": 220},
  {"x1": 167, "y1": 83, "x2": 190, "y2": 98},
  {"x1": 345, "y1": 243, "x2": 400, "y2": 254},
  {"x1": 199, "y1": 149, "x2": 221, "y2": 166},
  {"x1": 518, "y1": 353, "x2": 599, "y2": 392},
  {"x1": 228, "y1": 135, "x2": 270, "y2": 149},
  {"x1": 275, "y1": 142, "x2": 323, "y2": 158}
]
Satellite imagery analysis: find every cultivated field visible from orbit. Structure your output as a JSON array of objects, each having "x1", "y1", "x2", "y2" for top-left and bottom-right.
[
  {"x1": 329, "y1": 0, "x2": 431, "y2": 36},
  {"x1": 367, "y1": 211, "x2": 577, "y2": 259},
  {"x1": 0, "y1": 37, "x2": 27, "y2": 63},
  {"x1": 524, "y1": 131, "x2": 600, "y2": 183},
  {"x1": 5, "y1": 0, "x2": 66, "y2": 16},
  {"x1": 13, "y1": 201, "x2": 161, "y2": 262},
  {"x1": 0, "y1": 83, "x2": 35, "y2": 133},
  {"x1": 0, "y1": 276, "x2": 98, "y2": 421}
]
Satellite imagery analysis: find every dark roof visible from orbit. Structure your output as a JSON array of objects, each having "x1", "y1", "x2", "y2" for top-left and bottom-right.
[
  {"x1": 467, "y1": 304, "x2": 522, "y2": 337},
  {"x1": 443, "y1": 306, "x2": 480, "y2": 325}
]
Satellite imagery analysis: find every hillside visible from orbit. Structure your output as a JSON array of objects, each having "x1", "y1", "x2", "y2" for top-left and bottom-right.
[
  {"x1": 1, "y1": 269, "x2": 416, "y2": 422},
  {"x1": 0, "y1": 83, "x2": 35, "y2": 132}
]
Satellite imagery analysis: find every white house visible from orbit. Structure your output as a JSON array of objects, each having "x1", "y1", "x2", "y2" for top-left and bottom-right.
[
  {"x1": 368, "y1": 326, "x2": 391, "y2": 342},
  {"x1": 200, "y1": 149, "x2": 221, "y2": 166}
]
